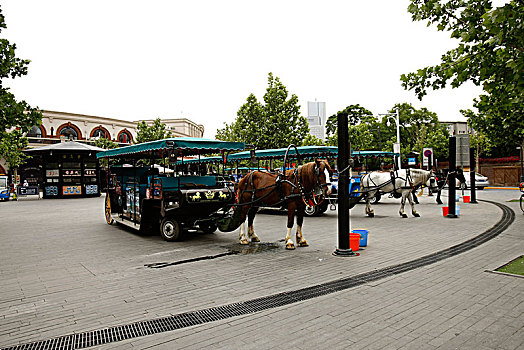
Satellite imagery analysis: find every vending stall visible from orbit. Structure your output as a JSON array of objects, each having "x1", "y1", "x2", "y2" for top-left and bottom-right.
[{"x1": 23, "y1": 141, "x2": 105, "y2": 199}]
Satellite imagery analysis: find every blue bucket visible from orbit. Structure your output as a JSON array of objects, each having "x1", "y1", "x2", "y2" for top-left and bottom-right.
[{"x1": 352, "y1": 229, "x2": 369, "y2": 247}]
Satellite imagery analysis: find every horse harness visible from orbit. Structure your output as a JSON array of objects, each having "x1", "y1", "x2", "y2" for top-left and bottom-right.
[
  {"x1": 363, "y1": 169, "x2": 415, "y2": 195},
  {"x1": 235, "y1": 162, "x2": 328, "y2": 208}
]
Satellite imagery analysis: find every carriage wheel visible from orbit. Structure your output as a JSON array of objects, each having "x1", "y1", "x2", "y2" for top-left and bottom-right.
[
  {"x1": 199, "y1": 222, "x2": 217, "y2": 234},
  {"x1": 105, "y1": 195, "x2": 114, "y2": 225},
  {"x1": 305, "y1": 205, "x2": 320, "y2": 217},
  {"x1": 369, "y1": 193, "x2": 381, "y2": 204},
  {"x1": 160, "y1": 217, "x2": 182, "y2": 241}
]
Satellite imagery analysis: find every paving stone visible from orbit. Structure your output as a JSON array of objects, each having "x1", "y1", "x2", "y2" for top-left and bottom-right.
[{"x1": 0, "y1": 190, "x2": 523, "y2": 349}]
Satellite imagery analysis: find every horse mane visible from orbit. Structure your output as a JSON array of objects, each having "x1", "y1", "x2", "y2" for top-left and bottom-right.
[{"x1": 409, "y1": 169, "x2": 430, "y2": 183}]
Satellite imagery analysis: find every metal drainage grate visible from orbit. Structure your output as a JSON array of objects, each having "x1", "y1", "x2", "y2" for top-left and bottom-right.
[{"x1": 1, "y1": 200, "x2": 514, "y2": 350}]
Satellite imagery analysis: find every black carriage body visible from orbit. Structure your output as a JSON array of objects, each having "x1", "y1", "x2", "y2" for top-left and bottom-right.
[
  {"x1": 106, "y1": 168, "x2": 235, "y2": 230},
  {"x1": 98, "y1": 138, "x2": 245, "y2": 240}
]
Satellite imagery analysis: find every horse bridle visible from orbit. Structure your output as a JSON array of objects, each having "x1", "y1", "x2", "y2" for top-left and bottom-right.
[{"x1": 300, "y1": 161, "x2": 331, "y2": 207}]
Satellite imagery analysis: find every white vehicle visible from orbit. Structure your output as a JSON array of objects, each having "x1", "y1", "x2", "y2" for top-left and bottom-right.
[{"x1": 457, "y1": 172, "x2": 489, "y2": 190}]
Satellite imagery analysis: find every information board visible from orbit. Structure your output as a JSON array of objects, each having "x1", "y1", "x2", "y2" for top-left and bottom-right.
[{"x1": 455, "y1": 134, "x2": 470, "y2": 167}]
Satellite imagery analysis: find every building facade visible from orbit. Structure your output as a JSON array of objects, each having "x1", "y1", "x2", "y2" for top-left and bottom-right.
[
  {"x1": 306, "y1": 101, "x2": 326, "y2": 140},
  {"x1": 442, "y1": 121, "x2": 471, "y2": 136},
  {"x1": 0, "y1": 110, "x2": 205, "y2": 175}
]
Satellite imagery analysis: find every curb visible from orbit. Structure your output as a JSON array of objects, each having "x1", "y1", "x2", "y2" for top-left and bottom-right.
[{"x1": 485, "y1": 186, "x2": 519, "y2": 190}]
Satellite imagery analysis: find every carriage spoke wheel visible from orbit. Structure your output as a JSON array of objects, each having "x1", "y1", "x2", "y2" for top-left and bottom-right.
[
  {"x1": 305, "y1": 205, "x2": 320, "y2": 216},
  {"x1": 160, "y1": 217, "x2": 182, "y2": 241},
  {"x1": 105, "y1": 195, "x2": 114, "y2": 225}
]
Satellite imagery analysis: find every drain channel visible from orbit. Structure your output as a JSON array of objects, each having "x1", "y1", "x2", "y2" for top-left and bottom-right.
[{"x1": 1, "y1": 200, "x2": 514, "y2": 350}]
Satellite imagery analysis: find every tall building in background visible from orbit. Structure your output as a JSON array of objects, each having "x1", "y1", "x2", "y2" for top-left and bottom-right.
[{"x1": 307, "y1": 101, "x2": 326, "y2": 140}]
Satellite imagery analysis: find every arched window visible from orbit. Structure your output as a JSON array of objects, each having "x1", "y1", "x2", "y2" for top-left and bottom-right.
[
  {"x1": 118, "y1": 130, "x2": 132, "y2": 143},
  {"x1": 90, "y1": 126, "x2": 110, "y2": 139},
  {"x1": 27, "y1": 125, "x2": 43, "y2": 138},
  {"x1": 59, "y1": 126, "x2": 79, "y2": 140}
]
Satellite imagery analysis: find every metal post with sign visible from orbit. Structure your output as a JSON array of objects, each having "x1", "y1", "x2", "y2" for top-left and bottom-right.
[
  {"x1": 423, "y1": 148, "x2": 433, "y2": 170},
  {"x1": 393, "y1": 143, "x2": 401, "y2": 170}
]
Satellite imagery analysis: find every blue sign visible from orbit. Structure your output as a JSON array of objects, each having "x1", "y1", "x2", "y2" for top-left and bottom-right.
[{"x1": 408, "y1": 157, "x2": 416, "y2": 165}]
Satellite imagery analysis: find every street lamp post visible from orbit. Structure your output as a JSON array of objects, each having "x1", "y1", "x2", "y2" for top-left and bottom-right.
[{"x1": 379, "y1": 108, "x2": 401, "y2": 170}]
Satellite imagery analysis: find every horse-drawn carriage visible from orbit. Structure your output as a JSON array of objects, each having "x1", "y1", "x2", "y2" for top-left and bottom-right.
[{"x1": 98, "y1": 137, "x2": 245, "y2": 241}]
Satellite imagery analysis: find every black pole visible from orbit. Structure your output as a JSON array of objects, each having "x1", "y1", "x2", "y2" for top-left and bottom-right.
[
  {"x1": 334, "y1": 113, "x2": 355, "y2": 256},
  {"x1": 427, "y1": 152, "x2": 433, "y2": 196},
  {"x1": 469, "y1": 147, "x2": 478, "y2": 204},
  {"x1": 520, "y1": 145, "x2": 524, "y2": 182},
  {"x1": 447, "y1": 136, "x2": 457, "y2": 218}
]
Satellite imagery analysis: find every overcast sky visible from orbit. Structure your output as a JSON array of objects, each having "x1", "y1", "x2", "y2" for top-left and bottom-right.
[{"x1": 3, "y1": 0, "x2": 485, "y2": 138}]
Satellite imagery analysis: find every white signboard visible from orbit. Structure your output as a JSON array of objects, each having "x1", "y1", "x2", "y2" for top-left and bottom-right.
[{"x1": 393, "y1": 143, "x2": 400, "y2": 154}]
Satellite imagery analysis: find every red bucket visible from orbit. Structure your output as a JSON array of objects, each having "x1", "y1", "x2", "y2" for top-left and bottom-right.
[
  {"x1": 442, "y1": 207, "x2": 449, "y2": 216},
  {"x1": 349, "y1": 232, "x2": 360, "y2": 252},
  {"x1": 463, "y1": 196, "x2": 471, "y2": 203}
]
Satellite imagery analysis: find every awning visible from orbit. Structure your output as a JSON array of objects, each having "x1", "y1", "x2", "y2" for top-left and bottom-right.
[
  {"x1": 97, "y1": 137, "x2": 245, "y2": 159},
  {"x1": 24, "y1": 141, "x2": 106, "y2": 153},
  {"x1": 228, "y1": 146, "x2": 339, "y2": 161}
]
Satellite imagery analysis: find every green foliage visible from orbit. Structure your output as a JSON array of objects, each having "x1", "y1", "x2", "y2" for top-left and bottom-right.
[
  {"x1": 325, "y1": 104, "x2": 382, "y2": 151},
  {"x1": 0, "y1": 6, "x2": 42, "y2": 168},
  {"x1": 301, "y1": 134, "x2": 325, "y2": 146},
  {"x1": 135, "y1": 118, "x2": 172, "y2": 144},
  {"x1": 401, "y1": 0, "x2": 524, "y2": 150},
  {"x1": 216, "y1": 73, "x2": 310, "y2": 149},
  {"x1": 93, "y1": 137, "x2": 118, "y2": 150},
  {"x1": 384, "y1": 103, "x2": 449, "y2": 163}
]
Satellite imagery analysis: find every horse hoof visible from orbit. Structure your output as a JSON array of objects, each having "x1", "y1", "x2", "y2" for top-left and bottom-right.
[
  {"x1": 367, "y1": 212, "x2": 374, "y2": 217},
  {"x1": 413, "y1": 213, "x2": 420, "y2": 217},
  {"x1": 437, "y1": 201, "x2": 443, "y2": 205},
  {"x1": 240, "y1": 239, "x2": 249, "y2": 245},
  {"x1": 251, "y1": 236, "x2": 260, "y2": 243},
  {"x1": 286, "y1": 243, "x2": 296, "y2": 250},
  {"x1": 298, "y1": 240, "x2": 309, "y2": 247},
  {"x1": 401, "y1": 214, "x2": 408, "y2": 218}
]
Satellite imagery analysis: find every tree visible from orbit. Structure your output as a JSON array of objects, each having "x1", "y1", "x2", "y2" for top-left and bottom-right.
[
  {"x1": 93, "y1": 137, "x2": 118, "y2": 150},
  {"x1": 401, "y1": 0, "x2": 524, "y2": 152},
  {"x1": 381, "y1": 103, "x2": 449, "y2": 164},
  {"x1": 0, "y1": 7, "x2": 42, "y2": 170},
  {"x1": 301, "y1": 134, "x2": 325, "y2": 146},
  {"x1": 216, "y1": 73, "x2": 310, "y2": 149},
  {"x1": 325, "y1": 104, "x2": 382, "y2": 150},
  {"x1": 135, "y1": 118, "x2": 171, "y2": 144}
]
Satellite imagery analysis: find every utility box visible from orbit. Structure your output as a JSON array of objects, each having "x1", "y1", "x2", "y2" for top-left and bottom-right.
[{"x1": 455, "y1": 134, "x2": 470, "y2": 168}]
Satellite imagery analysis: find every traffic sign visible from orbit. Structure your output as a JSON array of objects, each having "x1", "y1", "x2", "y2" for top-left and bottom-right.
[{"x1": 422, "y1": 148, "x2": 433, "y2": 167}]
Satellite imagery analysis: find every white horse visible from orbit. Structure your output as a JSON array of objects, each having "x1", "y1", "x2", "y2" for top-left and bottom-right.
[{"x1": 361, "y1": 169, "x2": 437, "y2": 218}]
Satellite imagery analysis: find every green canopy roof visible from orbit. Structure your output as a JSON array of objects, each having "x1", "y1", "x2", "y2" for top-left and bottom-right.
[
  {"x1": 352, "y1": 150, "x2": 398, "y2": 157},
  {"x1": 97, "y1": 138, "x2": 244, "y2": 159},
  {"x1": 227, "y1": 146, "x2": 398, "y2": 161},
  {"x1": 174, "y1": 146, "x2": 398, "y2": 164},
  {"x1": 228, "y1": 146, "x2": 339, "y2": 161}
]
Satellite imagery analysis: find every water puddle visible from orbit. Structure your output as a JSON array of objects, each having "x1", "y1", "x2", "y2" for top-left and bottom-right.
[
  {"x1": 145, "y1": 241, "x2": 283, "y2": 268},
  {"x1": 227, "y1": 241, "x2": 282, "y2": 255}
]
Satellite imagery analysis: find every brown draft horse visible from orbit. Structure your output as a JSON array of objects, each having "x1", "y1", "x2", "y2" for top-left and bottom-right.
[{"x1": 236, "y1": 159, "x2": 332, "y2": 250}]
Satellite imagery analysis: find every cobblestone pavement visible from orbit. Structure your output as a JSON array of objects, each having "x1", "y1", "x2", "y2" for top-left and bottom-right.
[{"x1": 0, "y1": 189, "x2": 522, "y2": 349}]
